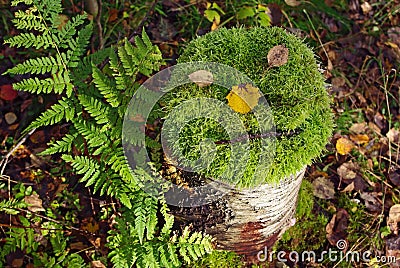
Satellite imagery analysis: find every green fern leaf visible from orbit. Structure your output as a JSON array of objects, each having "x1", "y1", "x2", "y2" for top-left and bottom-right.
[
  {"x1": 4, "y1": 32, "x2": 55, "y2": 49},
  {"x1": 12, "y1": 71, "x2": 73, "y2": 96},
  {"x1": 39, "y1": 132, "x2": 78, "y2": 155},
  {"x1": 25, "y1": 97, "x2": 75, "y2": 133},
  {"x1": 12, "y1": 8, "x2": 47, "y2": 32},
  {"x1": 78, "y1": 94, "x2": 111, "y2": 125},
  {"x1": 5, "y1": 54, "x2": 64, "y2": 75}
]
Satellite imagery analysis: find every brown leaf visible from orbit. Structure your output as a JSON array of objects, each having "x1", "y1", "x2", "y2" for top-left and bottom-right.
[
  {"x1": 341, "y1": 182, "x2": 354, "y2": 193},
  {"x1": 267, "y1": 45, "x2": 289, "y2": 67},
  {"x1": 388, "y1": 204, "x2": 400, "y2": 235},
  {"x1": 386, "y1": 236, "x2": 400, "y2": 267},
  {"x1": 11, "y1": 258, "x2": 23, "y2": 267},
  {"x1": 360, "y1": 2, "x2": 372, "y2": 14},
  {"x1": 284, "y1": 0, "x2": 301, "y2": 6},
  {"x1": 0, "y1": 84, "x2": 18, "y2": 101},
  {"x1": 108, "y1": 9, "x2": 118, "y2": 23},
  {"x1": 29, "y1": 130, "x2": 46, "y2": 144},
  {"x1": 389, "y1": 168, "x2": 400, "y2": 187},
  {"x1": 312, "y1": 176, "x2": 335, "y2": 199},
  {"x1": 326, "y1": 209, "x2": 349, "y2": 248},
  {"x1": 5, "y1": 112, "x2": 17, "y2": 125},
  {"x1": 91, "y1": 260, "x2": 106, "y2": 268},
  {"x1": 360, "y1": 192, "x2": 382, "y2": 212},
  {"x1": 387, "y1": 128, "x2": 400, "y2": 143},
  {"x1": 24, "y1": 193, "x2": 45, "y2": 213},
  {"x1": 337, "y1": 161, "x2": 358, "y2": 180},
  {"x1": 336, "y1": 137, "x2": 354, "y2": 155},
  {"x1": 349, "y1": 134, "x2": 369, "y2": 145},
  {"x1": 349, "y1": 122, "x2": 367, "y2": 134},
  {"x1": 188, "y1": 70, "x2": 214, "y2": 87}
]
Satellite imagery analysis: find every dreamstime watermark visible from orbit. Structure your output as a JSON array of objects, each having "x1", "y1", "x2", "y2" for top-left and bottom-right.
[
  {"x1": 122, "y1": 62, "x2": 276, "y2": 207},
  {"x1": 257, "y1": 240, "x2": 397, "y2": 264}
]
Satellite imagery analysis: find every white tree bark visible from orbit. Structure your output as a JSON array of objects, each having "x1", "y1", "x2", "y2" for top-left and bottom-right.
[{"x1": 205, "y1": 167, "x2": 305, "y2": 261}]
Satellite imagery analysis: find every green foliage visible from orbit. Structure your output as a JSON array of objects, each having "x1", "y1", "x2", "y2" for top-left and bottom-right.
[
  {"x1": 277, "y1": 180, "x2": 329, "y2": 252},
  {"x1": 0, "y1": 183, "x2": 87, "y2": 268},
  {"x1": 164, "y1": 26, "x2": 334, "y2": 186},
  {"x1": 107, "y1": 201, "x2": 213, "y2": 268},
  {"x1": 4, "y1": 1, "x2": 212, "y2": 267},
  {"x1": 192, "y1": 250, "x2": 244, "y2": 268}
]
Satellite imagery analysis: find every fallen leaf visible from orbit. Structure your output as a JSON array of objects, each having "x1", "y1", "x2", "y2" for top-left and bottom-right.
[
  {"x1": 349, "y1": 122, "x2": 367, "y2": 134},
  {"x1": 387, "y1": 128, "x2": 400, "y2": 143},
  {"x1": 267, "y1": 45, "x2": 289, "y2": 67},
  {"x1": 386, "y1": 236, "x2": 400, "y2": 267},
  {"x1": 11, "y1": 258, "x2": 23, "y2": 267},
  {"x1": 341, "y1": 182, "x2": 354, "y2": 193},
  {"x1": 285, "y1": 0, "x2": 301, "y2": 7},
  {"x1": 349, "y1": 134, "x2": 369, "y2": 145},
  {"x1": 91, "y1": 260, "x2": 106, "y2": 268},
  {"x1": 108, "y1": 8, "x2": 118, "y2": 23},
  {"x1": 331, "y1": 77, "x2": 345, "y2": 88},
  {"x1": 312, "y1": 176, "x2": 335, "y2": 199},
  {"x1": 24, "y1": 192, "x2": 45, "y2": 213},
  {"x1": 388, "y1": 204, "x2": 400, "y2": 235},
  {"x1": 389, "y1": 168, "x2": 400, "y2": 187},
  {"x1": 5, "y1": 112, "x2": 17, "y2": 125},
  {"x1": 29, "y1": 130, "x2": 45, "y2": 144},
  {"x1": 83, "y1": 221, "x2": 99, "y2": 233},
  {"x1": 337, "y1": 161, "x2": 358, "y2": 180},
  {"x1": 70, "y1": 242, "x2": 88, "y2": 250},
  {"x1": 188, "y1": 70, "x2": 214, "y2": 87},
  {"x1": 336, "y1": 137, "x2": 354, "y2": 155},
  {"x1": 360, "y1": 192, "x2": 382, "y2": 212},
  {"x1": 0, "y1": 84, "x2": 18, "y2": 101},
  {"x1": 361, "y1": 2, "x2": 372, "y2": 14},
  {"x1": 326, "y1": 209, "x2": 349, "y2": 248},
  {"x1": 226, "y1": 83, "x2": 261, "y2": 114}
]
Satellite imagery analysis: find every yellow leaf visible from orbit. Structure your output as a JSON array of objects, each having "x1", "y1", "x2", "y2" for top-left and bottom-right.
[
  {"x1": 349, "y1": 134, "x2": 369, "y2": 145},
  {"x1": 226, "y1": 83, "x2": 261, "y2": 114},
  {"x1": 336, "y1": 137, "x2": 354, "y2": 155}
]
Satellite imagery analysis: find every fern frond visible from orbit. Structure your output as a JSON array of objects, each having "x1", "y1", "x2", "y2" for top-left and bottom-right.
[
  {"x1": 61, "y1": 155, "x2": 101, "y2": 187},
  {"x1": 118, "y1": 31, "x2": 163, "y2": 77},
  {"x1": 66, "y1": 22, "x2": 93, "y2": 67},
  {"x1": 78, "y1": 94, "x2": 111, "y2": 125},
  {"x1": 132, "y1": 190, "x2": 158, "y2": 244},
  {"x1": 35, "y1": 0, "x2": 63, "y2": 23},
  {"x1": 5, "y1": 54, "x2": 64, "y2": 75},
  {"x1": 91, "y1": 65, "x2": 120, "y2": 107},
  {"x1": 11, "y1": 0, "x2": 33, "y2": 6},
  {"x1": 0, "y1": 198, "x2": 27, "y2": 215},
  {"x1": 56, "y1": 13, "x2": 87, "y2": 48},
  {"x1": 4, "y1": 32, "x2": 55, "y2": 49},
  {"x1": 12, "y1": 8, "x2": 47, "y2": 32},
  {"x1": 39, "y1": 132, "x2": 78, "y2": 155},
  {"x1": 25, "y1": 97, "x2": 75, "y2": 133},
  {"x1": 72, "y1": 119, "x2": 110, "y2": 153},
  {"x1": 12, "y1": 71, "x2": 73, "y2": 96}
]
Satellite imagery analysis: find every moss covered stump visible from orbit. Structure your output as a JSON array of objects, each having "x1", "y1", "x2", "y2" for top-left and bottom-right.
[{"x1": 160, "y1": 26, "x2": 333, "y2": 262}]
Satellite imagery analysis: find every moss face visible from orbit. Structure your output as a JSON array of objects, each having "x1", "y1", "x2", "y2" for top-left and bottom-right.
[{"x1": 159, "y1": 27, "x2": 333, "y2": 186}]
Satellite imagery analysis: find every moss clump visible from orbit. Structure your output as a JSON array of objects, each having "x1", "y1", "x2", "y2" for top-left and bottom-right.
[
  {"x1": 277, "y1": 180, "x2": 329, "y2": 252},
  {"x1": 160, "y1": 27, "x2": 333, "y2": 187},
  {"x1": 192, "y1": 250, "x2": 244, "y2": 268}
]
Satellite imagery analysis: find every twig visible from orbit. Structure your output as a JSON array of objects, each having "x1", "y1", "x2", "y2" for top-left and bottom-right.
[
  {"x1": 0, "y1": 127, "x2": 36, "y2": 176},
  {"x1": 95, "y1": 0, "x2": 103, "y2": 50},
  {"x1": 215, "y1": 129, "x2": 301, "y2": 144}
]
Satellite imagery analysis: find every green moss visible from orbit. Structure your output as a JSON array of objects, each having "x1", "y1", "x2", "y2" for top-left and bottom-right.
[
  {"x1": 277, "y1": 180, "x2": 329, "y2": 252},
  {"x1": 192, "y1": 250, "x2": 244, "y2": 268},
  {"x1": 160, "y1": 27, "x2": 334, "y2": 187}
]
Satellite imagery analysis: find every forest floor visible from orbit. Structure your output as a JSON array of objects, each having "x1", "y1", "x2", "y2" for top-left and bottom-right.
[{"x1": 1, "y1": 0, "x2": 400, "y2": 267}]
